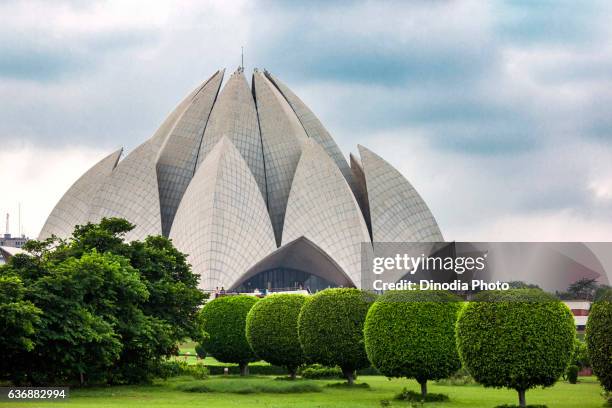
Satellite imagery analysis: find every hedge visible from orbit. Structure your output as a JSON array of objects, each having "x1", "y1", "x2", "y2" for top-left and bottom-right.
[
  {"x1": 298, "y1": 288, "x2": 376, "y2": 384},
  {"x1": 198, "y1": 295, "x2": 258, "y2": 375},
  {"x1": 364, "y1": 290, "x2": 462, "y2": 397},
  {"x1": 246, "y1": 294, "x2": 307, "y2": 378},
  {"x1": 586, "y1": 296, "x2": 612, "y2": 392},
  {"x1": 456, "y1": 289, "x2": 575, "y2": 407}
]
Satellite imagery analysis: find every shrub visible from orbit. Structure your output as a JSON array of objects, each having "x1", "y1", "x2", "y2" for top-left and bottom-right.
[
  {"x1": 155, "y1": 360, "x2": 208, "y2": 379},
  {"x1": 185, "y1": 362, "x2": 209, "y2": 379},
  {"x1": 298, "y1": 288, "x2": 376, "y2": 385},
  {"x1": 456, "y1": 289, "x2": 575, "y2": 408},
  {"x1": 195, "y1": 343, "x2": 207, "y2": 359},
  {"x1": 205, "y1": 364, "x2": 285, "y2": 376},
  {"x1": 299, "y1": 364, "x2": 343, "y2": 379},
  {"x1": 394, "y1": 389, "x2": 449, "y2": 402},
  {"x1": 198, "y1": 295, "x2": 258, "y2": 375},
  {"x1": 586, "y1": 297, "x2": 612, "y2": 392},
  {"x1": 435, "y1": 367, "x2": 475, "y2": 386},
  {"x1": 570, "y1": 338, "x2": 590, "y2": 369},
  {"x1": 156, "y1": 360, "x2": 189, "y2": 379},
  {"x1": 325, "y1": 382, "x2": 369, "y2": 389},
  {"x1": 246, "y1": 294, "x2": 307, "y2": 378},
  {"x1": 176, "y1": 378, "x2": 322, "y2": 394},
  {"x1": 364, "y1": 290, "x2": 461, "y2": 397},
  {"x1": 566, "y1": 365, "x2": 579, "y2": 384}
]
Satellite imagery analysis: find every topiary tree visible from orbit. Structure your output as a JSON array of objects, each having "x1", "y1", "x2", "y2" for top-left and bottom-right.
[
  {"x1": 364, "y1": 290, "x2": 461, "y2": 397},
  {"x1": 298, "y1": 288, "x2": 376, "y2": 385},
  {"x1": 586, "y1": 295, "x2": 612, "y2": 393},
  {"x1": 456, "y1": 289, "x2": 575, "y2": 407},
  {"x1": 198, "y1": 295, "x2": 258, "y2": 375},
  {"x1": 246, "y1": 294, "x2": 307, "y2": 379}
]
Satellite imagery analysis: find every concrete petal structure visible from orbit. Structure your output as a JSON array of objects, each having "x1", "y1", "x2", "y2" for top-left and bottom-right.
[
  {"x1": 253, "y1": 70, "x2": 308, "y2": 245},
  {"x1": 169, "y1": 137, "x2": 277, "y2": 290},
  {"x1": 197, "y1": 69, "x2": 267, "y2": 199},
  {"x1": 156, "y1": 70, "x2": 224, "y2": 235},
  {"x1": 358, "y1": 145, "x2": 443, "y2": 242},
  {"x1": 40, "y1": 67, "x2": 443, "y2": 291},
  {"x1": 282, "y1": 140, "x2": 371, "y2": 285},
  {"x1": 264, "y1": 72, "x2": 355, "y2": 192},
  {"x1": 40, "y1": 149, "x2": 122, "y2": 239}
]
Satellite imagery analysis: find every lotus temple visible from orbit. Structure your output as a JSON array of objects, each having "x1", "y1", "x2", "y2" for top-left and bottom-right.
[{"x1": 39, "y1": 68, "x2": 443, "y2": 292}]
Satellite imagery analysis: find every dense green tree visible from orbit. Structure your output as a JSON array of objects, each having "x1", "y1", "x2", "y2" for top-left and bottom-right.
[
  {"x1": 198, "y1": 295, "x2": 258, "y2": 375},
  {"x1": 1, "y1": 218, "x2": 205, "y2": 384},
  {"x1": 567, "y1": 278, "x2": 598, "y2": 300},
  {"x1": 298, "y1": 288, "x2": 376, "y2": 385},
  {"x1": 246, "y1": 294, "x2": 307, "y2": 378},
  {"x1": 586, "y1": 296, "x2": 612, "y2": 392},
  {"x1": 594, "y1": 285, "x2": 612, "y2": 302},
  {"x1": 0, "y1": 274, "x2": 42, "y2": 383},
  {"x1": 364, "y1": 290, "x2": 461, "y2": 397},
  {"x1": 570, "y1": 338, "x2": 590, "y2": 370},
  {"x1": 456, "y1": 289, "x2": 575, "y2": 407},
  {"x1": 506, "y1": 281, "x2": 541, "y2": 290}
]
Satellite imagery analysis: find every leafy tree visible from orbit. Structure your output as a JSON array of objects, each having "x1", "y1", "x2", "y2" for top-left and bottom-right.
[
  {"x1": 55, "y1": 219, "x2": 205, "y2": 383},
  {"x1": 456, "y1": 289, "x2": 575, "y2": 407},
  {"x1": 506, "y1": 281, "x2": 541, "y2": 290},
  {"x1": 2, "y1": 218, "x2": 205, "y2": 384},
  {"x1": 0, "y1": 274, "x2": 42, "y2": 383},
  {"x1": 570, "y1": 338, "x2": 590, "y2": 370},
  {"x1": 364, "y1": 290, "x2": 461, "y2": 397},
  {"x1": 586, "y1": 297, "x2": 612, "y2": 392},
  {"x1": 198, "y1": 295, "x2": 258, "y2": 375},
  {"x1": 7, "y1": 251, "x2": 136, "y2": 384},
  {"x1": 594, "y1": 285, "x2": 612, "y2": 302},
  {"x1": 246, "y1": 294, "x2": 307, "y2": 378},
  {"x1": 298, "y1": 288, "x2": 376, "y2": 385},
  {"x1": 567, "y1": 278, "x2": 599, "y2": 300}
]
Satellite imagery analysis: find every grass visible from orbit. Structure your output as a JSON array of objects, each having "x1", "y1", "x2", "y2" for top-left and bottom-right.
[
  {"x1": 175, "y1": 342, "x2": 271, "y2": 367},
  {"x1": 175, "y1": 376, "x2": 321, "y2": 394},
  {"x1": 2, "y1": 376, "x2": 604, "y2": 408}
]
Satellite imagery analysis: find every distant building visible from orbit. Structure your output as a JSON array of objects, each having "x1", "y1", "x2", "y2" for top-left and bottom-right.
[
  {"x1": 563, "y1": 300, "x2": 591, "y2": 332},
  {"x1": 0, "y1": 233, "x2": 29, "y2": 264},
  {"x1": 0, "y1": 232, "x2": 28, "y2": 248}
]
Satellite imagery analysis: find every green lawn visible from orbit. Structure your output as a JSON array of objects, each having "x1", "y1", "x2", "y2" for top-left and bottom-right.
[
  {"x1": 1, "y1": 376, "x2": 605, "y2": 408},
  {"x1": 175, "y1": 342, "x2": 271, "y2": 367}
]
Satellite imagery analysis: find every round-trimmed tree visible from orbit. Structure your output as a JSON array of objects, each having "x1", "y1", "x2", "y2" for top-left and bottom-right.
[
  {"x1": 586, "y1": 295, "x2": 612, "y2": 392},
  {"x1": 246, "y1": 294, "x2": 307, "y2": 379},
  {"x1": 364, "y1": 290, "x2": 461, "y2": 397},
  {"x1": 198, "y1": 295, "x2": 258, "y2": 375},
  {"x1": 298, "y1": 288, "x2": 376, "y2": 385},
  {"x1": 456, "y1": 289, "x2": 575, "y2": 407}
]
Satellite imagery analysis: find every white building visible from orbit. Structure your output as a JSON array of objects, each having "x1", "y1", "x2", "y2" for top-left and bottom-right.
[{"x1": 39, "y1": 68, "x2": 442, "y2": 292}]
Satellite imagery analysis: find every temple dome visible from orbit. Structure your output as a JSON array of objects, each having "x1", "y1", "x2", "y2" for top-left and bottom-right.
[{"x1": 40, "y1": 68, "x2": 443, "y2": 291}]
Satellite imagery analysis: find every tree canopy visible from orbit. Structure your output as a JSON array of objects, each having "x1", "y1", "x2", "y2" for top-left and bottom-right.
[
  {"x1": 456, "y1": 289, "x2": 575, "y2": 407},
  {"x1": 0, "y1": 218, "x2": 206, "y2": 385}
]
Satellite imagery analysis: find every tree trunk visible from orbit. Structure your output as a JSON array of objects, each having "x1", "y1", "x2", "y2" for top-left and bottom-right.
[
  {"x1": 342, "y1": 367, "x2": 355, "y2": 385},
  {"x1": 239, "y1": 362, "x2": 249, "y2": 376},
  {"x1": 518, "y1": 389, "x2": 526, "y2": 407},
  {"x1": 288, "y1": 367, "x2": 297, "y2": 380},
  {"x1": 419, "y1": 380, "x2": 428, "y2": 397}
]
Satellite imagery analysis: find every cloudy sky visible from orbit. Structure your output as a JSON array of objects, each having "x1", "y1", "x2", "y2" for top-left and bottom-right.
[{"x1": 2, "y1": 0, "x2": 612, "y2": 241}]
